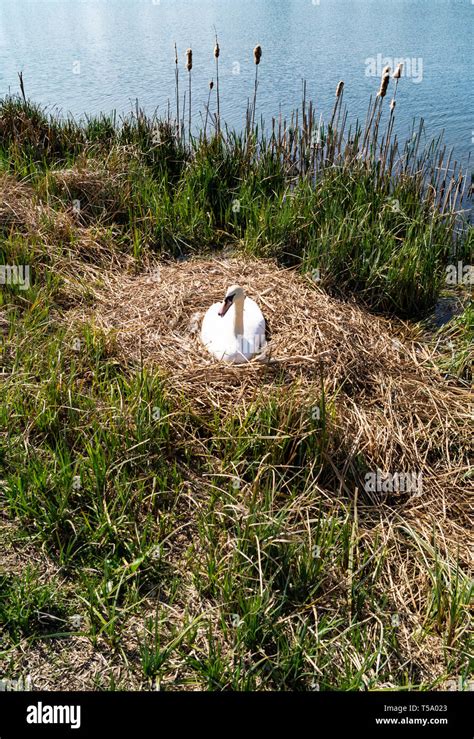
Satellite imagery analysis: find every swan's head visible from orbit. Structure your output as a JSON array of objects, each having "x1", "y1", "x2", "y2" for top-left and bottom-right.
[{"x1": 218, "y1": 285, "x2": 245, "y2": 317}]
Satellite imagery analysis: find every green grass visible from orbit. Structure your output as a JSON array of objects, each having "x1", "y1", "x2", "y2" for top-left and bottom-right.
[
  {"x1": 0, "y1": 95, "x2": 471, "y2": 316},
  {"x1": 0, "y1": 92, "x2": 472, "y2": 691},
  {"x1": 0, "y1": 567, "x2": 71, "y2": 643},
  {"x1": 432, "y1": 301, "x2": 473, "y2": 382}
]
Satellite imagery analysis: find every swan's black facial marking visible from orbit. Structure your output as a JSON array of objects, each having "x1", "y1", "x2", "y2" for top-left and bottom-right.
[{"x1": 218, "y1": 293, "x2": 235, "y2": 317}]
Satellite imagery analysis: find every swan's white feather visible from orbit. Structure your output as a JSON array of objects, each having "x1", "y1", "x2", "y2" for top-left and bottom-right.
[{"x1": 201, "y1": 297, "x2": 266, "y2": 364}]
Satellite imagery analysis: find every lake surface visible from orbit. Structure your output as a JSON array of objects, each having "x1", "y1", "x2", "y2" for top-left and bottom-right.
[{"x1": 0, "y1": 0, "x2": 472, "y2": 168}]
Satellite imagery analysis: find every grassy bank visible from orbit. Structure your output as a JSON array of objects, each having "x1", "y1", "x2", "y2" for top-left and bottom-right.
[
  {"x1": 0, "y1": 77, "x2": 472, "y2": 692},
  {"x1": 0, "y1": 81, "x2": 471, "y2": 317}
]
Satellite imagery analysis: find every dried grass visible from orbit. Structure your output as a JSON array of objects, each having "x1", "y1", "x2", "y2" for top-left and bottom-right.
[
  {"x1": 70, "y1": 257, "x2": 472, "y2": 536},
  {"x1": 0, "y1": 172, "x2": 127, "y2": 271},
  {"x1": 0, "y1": 174, "x2": 47, "y2": 232},
  {"x1": 49, "y1": 160, "x2": 130, "y2": 225}
]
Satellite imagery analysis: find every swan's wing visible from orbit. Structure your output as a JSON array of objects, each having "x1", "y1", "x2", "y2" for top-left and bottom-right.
[
  {"x1": 201, "y1": 302, "x2": 222, "y2": 347},
  {"x1": 243, "y1": 298, "x2": 267, "y2": 355},
  {"x1": 201, "y1": 302, "x2": 236, "y2": 359},
  {"x1": 201, "y1": 298, "x2": 266, "y2": 362}
]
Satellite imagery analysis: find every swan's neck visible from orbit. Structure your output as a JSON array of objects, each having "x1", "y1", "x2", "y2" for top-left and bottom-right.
[{"x1": 233, "y1": 298, "x2": 244, "y2": 337}]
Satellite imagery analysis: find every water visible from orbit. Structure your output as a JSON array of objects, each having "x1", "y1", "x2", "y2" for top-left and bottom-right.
[{"x1": 0, "y1": 0, "x2": 472, "y2": 168}]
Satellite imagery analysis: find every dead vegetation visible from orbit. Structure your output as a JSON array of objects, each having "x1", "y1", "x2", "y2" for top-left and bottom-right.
[{"x1": 80, "y1": 257, "x2": 472, "y2": 516}]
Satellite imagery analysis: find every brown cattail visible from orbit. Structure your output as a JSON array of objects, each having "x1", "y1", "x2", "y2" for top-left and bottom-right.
[
  {"x1": 378, "y1": 74, "x2": 390, "y2": 98},
  {"x1": 336, "y1": 80, "x2": 344, "y2": 98},
  {"x1": 382, "y1": 65, "x2": 391, "y2": 76},
  {"x1": 214, "y1": 38, "x2": 220, "y2": 133},
  {"x1": 254, "y1": 45, "x2": 262, "y2": 65},
  {"x1": 186, "y1": 48, "x2": 192, "y2": 72},
  {"x1": 209, "y1": 80, "x2": 214, "y2": 90},
  {"x1": 390, "y1": 98, "x2": 396, "y2": 111},
  {"x1": 393, "y1": 63, "x2": 403, "y2": 79}
]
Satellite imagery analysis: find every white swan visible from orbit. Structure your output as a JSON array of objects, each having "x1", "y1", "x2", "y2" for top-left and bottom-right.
[{"x1": 201, "y1": 284, "x2": 266, "y2": 364}]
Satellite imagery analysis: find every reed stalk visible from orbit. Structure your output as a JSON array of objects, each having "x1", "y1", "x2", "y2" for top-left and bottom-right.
[
  {"x1": 18, "y1": 71, "x2": 26, "y2": 103},
  {"x1": 204, "y1": 80, "x2": 214, "y2": 140},
  {"x1": 174, "y1": 43, "x2": 180, "y2": 139},
  {"x1": 251, "y1": 45, "x2": 262, "y2": 134},
  {"x1": 380, "y1": 64, "x2": 403, "y2": 173},
  {"x1": 329, "y1": 80, "x2": 344, "y2": 161},
  {"x1": 186, "y1": 48, "x2": 193, "y2": 141},
  {"x1": 214, "y1": 36, "x2": 221, "y2": 134},
  {"x1": 371, "y1": 72, "x2": 390, "y2": 160},
  {"x1": 181, "y1": 91, "x2": 186, "y2": 141}
]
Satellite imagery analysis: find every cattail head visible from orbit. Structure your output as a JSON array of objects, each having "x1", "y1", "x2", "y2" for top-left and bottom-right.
[
  {"x1": 378, "y1": 74, "x2": 390, "y2": 98},
  {"x1": 186, "y1": 48, "x2": 193, "y2": 72},
  {"x1": 382, "y1": 65, "x2": 391, "y2": 77},
  {"x1": 390, "y1": 98, "x2": 396, "y2": 111},
  {"x1": 393, "y1": 63, "x2": 403, "y2": 79},
  {"x1": 253, "y1": 45, "x2": 262, "y2": 65},
  {"x1": 336, "y1": 80, "x2": 344, "y2": 98},
  {"x1": 209, "y1": 80, "x2": 214, "y2": 90},
  {"x1": 214, "y1": 42, "x2": 220, "y2": 59}
]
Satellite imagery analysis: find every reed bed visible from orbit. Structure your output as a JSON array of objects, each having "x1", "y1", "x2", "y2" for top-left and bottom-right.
[
  {"x1": 0, "y1": 44, "x2": 469, "y2": 215},
  {"x1": 1, "y1": 88, "x2": 469, "y2": 317}
]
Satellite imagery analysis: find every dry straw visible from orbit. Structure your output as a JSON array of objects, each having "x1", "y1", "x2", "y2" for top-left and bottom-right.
[
  {"x1": 0, "y1": 172, "x2": 127, "y2": 279},
  {"x1": 76, "y1": 256, "x2": 471, "y2": 530}
]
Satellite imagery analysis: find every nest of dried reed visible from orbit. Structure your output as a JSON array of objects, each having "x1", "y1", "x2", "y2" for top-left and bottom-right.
[
  {"x1": 0, "y1": 174, "x2": 47, "y2": 232},
  {"x1": 0, "y1": 172, "x2": 126, "y2": 270},
  {"x1": 48, "y1": 157, "x2": 131, "y2": 225},
  {"x1": 78, "y1": 257, "x2": 471, "y2": 525}
]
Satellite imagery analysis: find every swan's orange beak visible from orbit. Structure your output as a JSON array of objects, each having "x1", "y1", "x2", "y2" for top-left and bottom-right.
[{"x1": 218, "y1": 296, "x2": 233, "y2": 317}]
